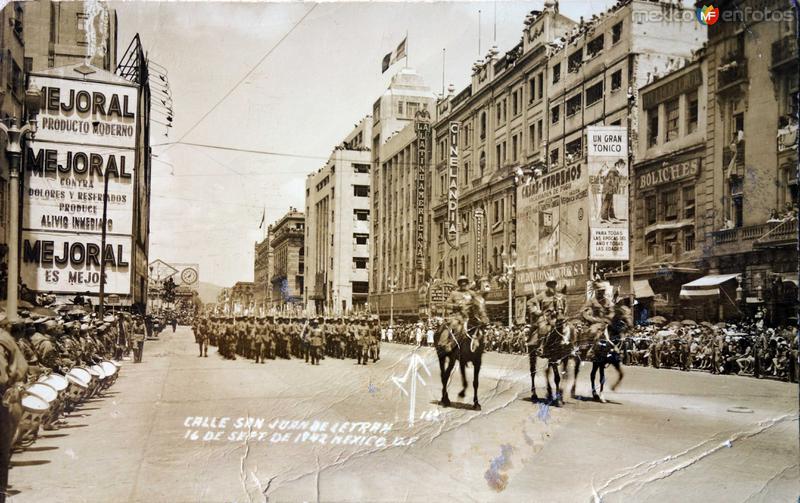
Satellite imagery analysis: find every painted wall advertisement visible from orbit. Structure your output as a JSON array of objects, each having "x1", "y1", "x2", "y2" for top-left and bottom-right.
[
  {"x1": 21, "y1": 72, "x2": 138, "y2": 295},
  {"x1": 516, "y1": 162, "x2": 588, "y2": 296},
  {"x1": 587, "y1": 126, "x2": 629, "y2": 261}
]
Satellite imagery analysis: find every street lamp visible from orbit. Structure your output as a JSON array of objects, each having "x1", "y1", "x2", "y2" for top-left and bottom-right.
[
  {"x1": 387, "y1": 275, "x2": 398, "y2": 328},
  {"x1": 501, "y1": 248, "x2": 517, "y2": 328},
  {"x1": 0, "y1": 87, "x2": 42, "y2": 322}
]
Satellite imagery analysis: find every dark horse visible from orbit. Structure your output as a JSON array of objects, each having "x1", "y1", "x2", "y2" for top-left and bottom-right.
[
  {"x1": 530, "y1": 316, "x2": 581, "y2": 406},
  {"x1": 435, "y1": 292, "x2": 490, "y2": 410}
]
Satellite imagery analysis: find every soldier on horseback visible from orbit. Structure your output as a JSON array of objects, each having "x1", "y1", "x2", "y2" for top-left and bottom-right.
[
  {"x1": 527, "y1": 277, "x2": 572, "y2": 405},
  {"x1": 582, "y1": 281, "x2": 628, "y2": 402},
  {"x1": 438, "y1": 275, "x2": 477, "y2": 350}
]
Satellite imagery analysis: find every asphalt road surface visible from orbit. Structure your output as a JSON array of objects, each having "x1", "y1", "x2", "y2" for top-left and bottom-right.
[{"x1": 8, "y1": 326, "x2": 798, "y2": 503}]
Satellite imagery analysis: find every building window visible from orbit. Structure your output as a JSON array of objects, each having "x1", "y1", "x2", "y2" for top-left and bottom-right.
[
  {"x1": 551, "y1": 104, "x2": 560, "y2": 124},
  {"x1": 662, "y1": 189, "x2": 678, "y2": 221},
  {"x1": 733, "y1": 195, "x2": 744, "y2": 228},
  {"x1": 538, "y1": 73, "x2": 544, "y2": 99},
  {"x1": 353, "y1": 233, "x2": 368, "y2": 245},
  {"x1": 645, "y1": 195, "x2": 657, "y2": 225},
  {"x1": 353, "y1": 185, "x2": 370, "y2": 197},
  {"x1": 587, "y1": 35, "x2": 604, "y2": 58},
  {"x1": 566, "y1": 94, "x2": 582, "y2": 117},
  {"x1": 463, "y1": 162, "x2": 470, "y2": 185},
  {"x1": 479, "y1": 151, "x2": 486, "y2": 177},
  {"x1": 565, "y1": 138, "x2": 582, "y2": 162},
  {"x1": 568, "y1": 50, "x2": 582, "y2": 73},
  {"x1": 407, "y1": 102, "x2": 420, "y2": 117},
  {"x1": 586, "y1": 81, "x2": 603, "y2": 106},
  {"x1": 496, "y1": 144, "x2": 502, "y2": 168},
  {"x1": 612, "y1": 21, "x2": 623, "y2": 44},
  {"x1": 684, "y1": 230, "x2": 695, "y2": 252},
  {"x1": 512, "y1": 135, "x2": 519, "y2": 162},
  {"x1": 686, "y1": 91, "x2": 698, "y2": 134},
  {"x1": 537, "y1": 119, "x2": 543, "y2": 145},
  {"x1": 480, "y1": 112, "x2": 487, "y2": 139},
  {"x1": 611, "y1": 70, "x2": 622, "y2": 92},
  {"x1": 354, "y1": 209, "x2": 370, "y2": 221},
  {"x1": 398, "y1": 101, "x2": 404, "y2": 115},
  {"x1": 512, "y1": 89, "x2": 520, "y2": 116},
  {"x1": 647, "y1": 107, "x2": 659, "y2": 147},
  {"x1": 552, "y1": 63, "x2": 561, "y2": 84},
  {"x1": 549, "y1": 147, "x2": 559, "y2": 167},
  {"x1": 353, "y1": 258, "x2": 368, "y2": 269},
  {"x1": 646, "y1": 236, "x2": 658, "y2": 257},
  {"x1": 665, "y1": 98, "x2": 680, "y2": 142},
  {"x1": 529, "y1": 78, "x2": 536, "y2": 103},
  {"x1": 683, "y1": 186, "x2": 695, "y2": 219},
  {"x1": 353, "y1": 163, "x2": 370, "y2": 173},
  {"x1": 529, "y1": 124, "x2": 535, "y2": 150}
]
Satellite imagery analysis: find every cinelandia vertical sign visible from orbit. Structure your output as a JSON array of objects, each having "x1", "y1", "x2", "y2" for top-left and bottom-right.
[
  {"x1": 447, "y1": 122, "x2": 460, "y2": 246},
  {"x1": 21, "y1": 67, "x2": 138, "y2": 296},
  {"x1": 587, "y1": 125, "x2": 629, "y2": 261}
]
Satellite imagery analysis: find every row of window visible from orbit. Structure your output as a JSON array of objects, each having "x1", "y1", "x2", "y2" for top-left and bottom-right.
[
  {"x1": 645, "y1": 229, "x2": 696, "y2": 257},
  {"x1": 646, "y1": 91, "x2": 699, "y2": 147},
  {"x1": 643, "y1": 186, "x2": 695, "y2": 225}
]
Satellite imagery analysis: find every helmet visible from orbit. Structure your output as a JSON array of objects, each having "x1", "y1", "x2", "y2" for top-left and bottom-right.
[
  {"x1": 545, "y1": 276, "x2": 557, "y2": 287},
  {"x1": 457, "y1": 275, "x2": 470, "y2": 286}
]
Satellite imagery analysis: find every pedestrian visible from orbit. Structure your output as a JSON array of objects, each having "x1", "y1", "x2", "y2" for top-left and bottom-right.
[
  {"x1": 171, "y1": 317, "x2": 177, "y2": 333},
  {"x1": 132, "y1": 316, "x2": 146, "y2": 363}
]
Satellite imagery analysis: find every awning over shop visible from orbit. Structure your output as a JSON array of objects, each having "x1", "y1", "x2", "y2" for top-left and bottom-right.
[
  {"x1": 679, "y1": 274, "x2": 739, "y2": 299},
  {"x1": 633, "y1": 280, "x2": 655, "y2": 298}
]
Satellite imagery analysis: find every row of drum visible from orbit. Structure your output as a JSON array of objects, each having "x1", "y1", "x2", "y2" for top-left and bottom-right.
[{"x1": 15, "y1": 361, "x2": 122, "y2": 449}]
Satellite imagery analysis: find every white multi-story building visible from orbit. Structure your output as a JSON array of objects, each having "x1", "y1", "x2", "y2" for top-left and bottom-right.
[{"x1": 304, "y1": 117, "x2": 373, "y2": 313}]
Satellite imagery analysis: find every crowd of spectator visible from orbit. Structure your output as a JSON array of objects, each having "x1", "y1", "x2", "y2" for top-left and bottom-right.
[{"x1": 385, "y1": 315, "x2": 798, "y2": 383}]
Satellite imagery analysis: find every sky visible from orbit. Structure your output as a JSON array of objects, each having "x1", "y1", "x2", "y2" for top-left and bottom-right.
[{"x1": 110, "y1": 0, "x2": 620, "y2": 287}]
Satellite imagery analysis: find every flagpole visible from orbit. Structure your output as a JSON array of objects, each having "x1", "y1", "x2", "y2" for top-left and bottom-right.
[{"x1": 405, "y1": 30, "x2": 409, "y2": 68}]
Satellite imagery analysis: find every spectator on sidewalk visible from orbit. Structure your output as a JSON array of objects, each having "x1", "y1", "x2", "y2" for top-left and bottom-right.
[{"x1": 132, "y1": 316, "x2": 146, "y2": 363}]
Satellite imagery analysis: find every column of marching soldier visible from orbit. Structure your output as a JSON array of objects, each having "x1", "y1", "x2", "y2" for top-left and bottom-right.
[{"x1": 192, "y1": 315, "x2": 382, "y2": 366}]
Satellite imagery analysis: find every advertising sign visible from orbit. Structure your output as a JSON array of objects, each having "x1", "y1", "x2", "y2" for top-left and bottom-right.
[
  {"x1": 516, "y1": 161, "x2": 589, "y2": 296},
  {"x1": 415, "y1": 120, "x2": 429, "y2": 270},
  {"x1": 447, "y1": 122, "x2": 459, "y2": 244},
  {"x1": 30, "y1": 76, "x2": 138, "y2": 149},
  {"x1": 587, "y1": 126, "x2": 629, "y2": 261},
  {"x1": 474, "y1": 208, "x2": 484, "y2": 277},
  {"x1": 21, "y1": 231, "x2": 132, "y2": 294},
  {"x1": 21, "y1": 71, "x2": 138, "y2": 296}
]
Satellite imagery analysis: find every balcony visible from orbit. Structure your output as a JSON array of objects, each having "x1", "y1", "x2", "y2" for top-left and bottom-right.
[
  {"x1": 713, "y1": 220, "x2": 796, "y2": 249},
  {"x1": 777, "y1": 123, "x2": 798, "y2": 153},
  {"x1": 717, "y1": 59, "x2": 747, "y2": 93},
  {"x1": 771, "y1": 36, "x2": 798, "y2": 71}
]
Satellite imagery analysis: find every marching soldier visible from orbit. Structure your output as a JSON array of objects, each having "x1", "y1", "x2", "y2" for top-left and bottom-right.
[
  {"x1": 369, "y1": 317, "x2": 381, "y2": 362},
  {"x1": 309, "y1": 318, "x2": 324, "y2": 365},
  {"x1": 253, "y1": 318, "x2": 265, "y2": 363}
]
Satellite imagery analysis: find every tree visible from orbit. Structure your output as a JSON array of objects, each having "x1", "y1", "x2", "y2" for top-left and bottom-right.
[{"x1": 162, "y1": 277, "x2": 177, "y2": 305}]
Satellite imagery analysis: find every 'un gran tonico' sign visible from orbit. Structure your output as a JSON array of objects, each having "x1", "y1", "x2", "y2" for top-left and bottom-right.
[
  {"x1": 21, "y1": 66, "x2": 138, "y2": 295},
  {"x1": 447, "y1": 122, "x2": 459, "y2": 245}
]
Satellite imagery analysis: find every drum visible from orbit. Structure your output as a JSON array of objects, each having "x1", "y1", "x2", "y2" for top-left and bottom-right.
[
  {"x1": 67, "y1": 371, "x2": 90, "y2": 402},
  {"x1": 100, "y1": 361, "x2": 117, "y2": 376},
  {"x1": 26, "y1": 383, "x2": 58, "y2": 404},
  {"x1": 16, "y1": 394, "x2": 49, "y2": 447},
  {"x1": 91, "y1": 364, "x2": 107, "y2": 380},
  {"x1": 69, "y1": 367, "x2": 92, "y2": 383},
  {"x1": 43, "y1": 374, "x2": 69, "y2": 392}
]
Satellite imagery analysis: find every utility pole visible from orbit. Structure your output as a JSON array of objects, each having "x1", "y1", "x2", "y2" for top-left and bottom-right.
[{"x1": 98, "y1": 169, "x2": 111, "y2": 316}]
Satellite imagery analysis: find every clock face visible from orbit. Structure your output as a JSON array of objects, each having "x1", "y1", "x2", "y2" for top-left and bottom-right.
[{"x1": 181, "y1": 268, "x2": 198, "y2": 285}]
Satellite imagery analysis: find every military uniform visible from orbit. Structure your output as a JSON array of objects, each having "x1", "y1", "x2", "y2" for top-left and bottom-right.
[{"x1": 309, "y1": 319, "x2": 324, "y2": 365}]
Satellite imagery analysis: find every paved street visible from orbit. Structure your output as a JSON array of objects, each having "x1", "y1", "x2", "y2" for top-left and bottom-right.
[{"x1": 8, "y1": 326, "x2": 798, "y2": 503}]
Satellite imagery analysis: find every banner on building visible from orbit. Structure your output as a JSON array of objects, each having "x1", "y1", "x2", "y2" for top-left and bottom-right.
[
  {"x1": 587, "y1": 126, "x2": 629, "y2": 261},
  {"x1": 21, "y1": 70, "x2": 139, "y2": 296},
  {"x1": 474, "y1": 208, "x2": 484, "y2": 277},
  {"x1": 447, "y1": 122, "x2": 460, "y2": 245},
  {"x1": 415, "y1": 119, "x2": 429, "y2": 270},
  {"x1": 516, "y1": 161, "x2": 588, "y2": 295}
]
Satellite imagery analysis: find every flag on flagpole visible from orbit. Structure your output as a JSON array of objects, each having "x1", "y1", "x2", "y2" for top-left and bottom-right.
[
  {"x1": 258, "y1": 208, "x2": 265, "y2": 229},
  {"x1": 381, "y1": 36, "x2": 407, "y2": 73}
]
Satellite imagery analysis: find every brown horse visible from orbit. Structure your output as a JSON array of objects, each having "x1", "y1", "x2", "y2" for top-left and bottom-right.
[{"x1": 435, "y1": 290, "x2": 490, "y2": 410}]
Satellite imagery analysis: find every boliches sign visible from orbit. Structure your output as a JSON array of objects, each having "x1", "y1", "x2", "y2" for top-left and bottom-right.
[
  {"x1": 22, "y1": 70, "x2": 138, "y2": 296},
  {"x1": 587, "y1": 126, "x2": 629, "y2": 261},
  {"x1": 447, "y1": 122, "x2": 459, "y2": 245}
]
